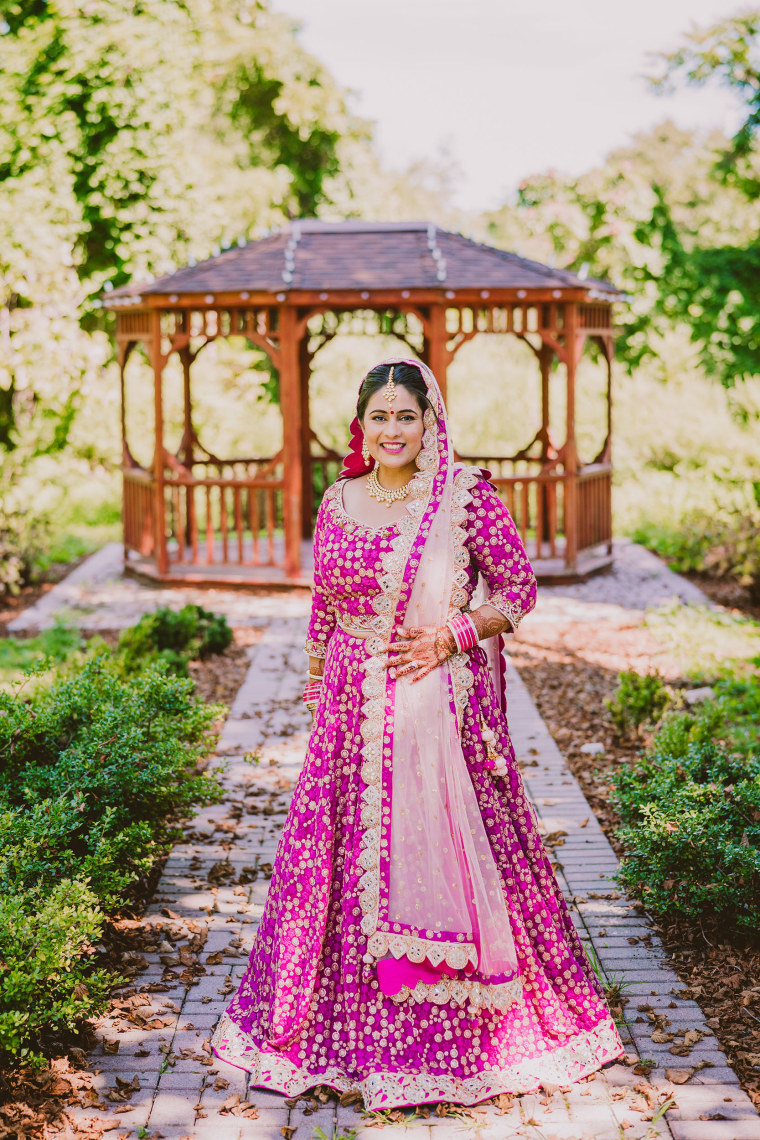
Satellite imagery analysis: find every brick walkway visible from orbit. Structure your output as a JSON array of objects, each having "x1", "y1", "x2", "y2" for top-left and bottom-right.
[{"x1": 65, "y1": 613, "x2": 760, "y2": 1140}]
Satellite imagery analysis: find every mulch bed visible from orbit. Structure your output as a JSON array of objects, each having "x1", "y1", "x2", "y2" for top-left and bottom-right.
[
  {"x1": 509, "y1": 620, "x2": 760, "y2": 1110},
  {"x1": 682, "y1": 572, "x2": 760, "y2": 622}
]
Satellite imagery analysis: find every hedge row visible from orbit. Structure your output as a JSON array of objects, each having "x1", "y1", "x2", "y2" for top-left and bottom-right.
[{"x1": 0, "y1": 612, "x2": 229, "y2": 1066}]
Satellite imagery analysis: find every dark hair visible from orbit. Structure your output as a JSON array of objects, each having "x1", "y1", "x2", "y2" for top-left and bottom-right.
[{"x1": 357, "y1": 362, "x2": 435, "y2": 422}]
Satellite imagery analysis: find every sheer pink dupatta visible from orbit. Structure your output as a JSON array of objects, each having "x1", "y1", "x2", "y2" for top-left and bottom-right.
[{"x1": 354, "y1": 359, "x2": 519, "y2": 1008}]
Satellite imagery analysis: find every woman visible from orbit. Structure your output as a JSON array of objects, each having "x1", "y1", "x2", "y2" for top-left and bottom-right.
[{"x1": 211, "y1": 358, "x2": 624, "y2": 1108}]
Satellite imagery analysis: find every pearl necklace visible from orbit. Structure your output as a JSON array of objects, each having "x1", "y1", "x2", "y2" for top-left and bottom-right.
[{"x1": 367, "y1": 468, "x2": 412, "y2": 508}]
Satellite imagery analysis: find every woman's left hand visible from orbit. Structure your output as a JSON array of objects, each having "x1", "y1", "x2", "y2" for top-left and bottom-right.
[{"x1": 387, "y1": 625, "x2": 456, "y2": 683}]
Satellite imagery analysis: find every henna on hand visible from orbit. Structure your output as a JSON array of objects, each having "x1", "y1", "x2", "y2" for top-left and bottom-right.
[
  {"x1": 386, "y1": 624, "x2": 456, "y2": 683},
  {"x1": 308, "y1": 655, "x2": 325, "y2": 680},
  {"x1": 469, "y1": 604, "x2": 512, "y2": 641}
]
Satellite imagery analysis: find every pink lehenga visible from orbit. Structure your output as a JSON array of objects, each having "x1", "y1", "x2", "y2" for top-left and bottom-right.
[{"x1": 211, "y1": 359, "x2": 623, "y2": 1109}]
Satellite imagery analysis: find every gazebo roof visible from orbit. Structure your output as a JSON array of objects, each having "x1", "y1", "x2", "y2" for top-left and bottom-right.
[{"x1": 104, "y1": 220, "x2": 622, "y2": 306}]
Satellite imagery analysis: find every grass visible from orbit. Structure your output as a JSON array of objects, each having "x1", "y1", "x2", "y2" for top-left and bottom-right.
[
  {"x1": 0, "y1": 620, "x2": 84, "y2": 684},
  {"x1": 644, "y1": 603, "x2": 760, "y2": 680}
]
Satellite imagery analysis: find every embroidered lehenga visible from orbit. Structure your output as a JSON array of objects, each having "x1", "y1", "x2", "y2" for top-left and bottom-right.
[{"x1": 211, "y1": 360, "x2": 623, "y2": 1108}]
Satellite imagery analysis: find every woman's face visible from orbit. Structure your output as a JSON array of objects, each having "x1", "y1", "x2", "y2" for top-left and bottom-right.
[{"x1": 362, "y1": 384, "x2": 425, "y2": 470}]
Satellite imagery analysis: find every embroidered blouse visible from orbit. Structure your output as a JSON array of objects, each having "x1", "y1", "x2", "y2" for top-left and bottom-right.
[{"x1": 304, "y1": 473, "x2": 537, "y2": 658}]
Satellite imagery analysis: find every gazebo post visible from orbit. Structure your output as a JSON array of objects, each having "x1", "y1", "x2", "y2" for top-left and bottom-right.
[
  {"x1": 538, "y1": 343, "x2": 554, "y2": 462},
  {"x1": 278, "y1": 304, "x2": 303, "y2": 577},
  {"x1": 299, "y1": 336, "x2": 314, "y2": 539},
  {"x1": 117, "y1": 342, "x2": 131, "y2": 466},
  {"x1": 562, "y1": 304, "x2": 580, "y2": 573},
  {"x1": 178, "y1": 345, "x2": 195, "y2": 559},
  {"x1": 179, "y1": 345, "x2": 194, "y2": 466},
  {"x1": 426, "y1": 304, "x2": 448, "y2": 400},
  {"x1": 603, "y1": 339, "x2": 613, "y2": 465},
  {"x1": 537, "y1": 341, "x2": 556, "y2": 546},
  {"x1": 150, "y1": 311, "x2": 169, "y2": 576}
]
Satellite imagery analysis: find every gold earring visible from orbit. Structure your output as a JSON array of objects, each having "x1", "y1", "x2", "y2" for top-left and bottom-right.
[{"x1": 362, "y1": 437, "x2": 370, "y2": 463}]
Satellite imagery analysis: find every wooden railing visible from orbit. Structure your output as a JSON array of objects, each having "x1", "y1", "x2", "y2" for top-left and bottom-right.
[
  {"x1": 164, "y1": 456, "x2": 285, "y2": 568},
  {"x1": 577, "y1": 464, "x2": 612, "y2": 553},
  {"x1": 456, "y1": 454, "x2": 612, "y2": 567},
  {"x1": 123, "y1": 467, "x2": 155, "y2": 557}
]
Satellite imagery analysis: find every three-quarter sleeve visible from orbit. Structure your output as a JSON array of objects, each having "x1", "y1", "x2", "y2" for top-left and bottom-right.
[
  {"x1": 305, "y1": 496, "x2": 337, "y2": 657},
  {"x1": 465, "y1": 478, "x2": 537, "y2": 631}
]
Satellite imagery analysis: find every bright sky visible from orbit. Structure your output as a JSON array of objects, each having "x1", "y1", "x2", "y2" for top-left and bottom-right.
[{"x1": 272, "y1": 0, "x2": 745, "y2": 212}]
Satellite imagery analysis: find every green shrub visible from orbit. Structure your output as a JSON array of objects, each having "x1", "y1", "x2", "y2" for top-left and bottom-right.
[
  {"x1": 0, "y1": 879, "x2": 116, "y2": 1066},
  {"x1": 605, "y1": 670, "x2": 673, "y2": 737},
  {"x1": 116, "y1": 604, "x2": 232, "y2": 675},
  {"x1": 0, "y1": 501, "x2": 48, "y2": 597},
  {"x1": 611, "y1": 696, "x2": 760, "y2": 932},
  {"x1": 0, "y1": 651, "x2": 225, "y2": 1064}
]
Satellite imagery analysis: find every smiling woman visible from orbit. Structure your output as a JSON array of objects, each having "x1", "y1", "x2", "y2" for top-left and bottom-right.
[
  {"x1": 342, "y1": 362, "x2": 431, "y2": 526},
  {"x1": 211, "y1": 357, "x2": 623, "y2": 1106}
]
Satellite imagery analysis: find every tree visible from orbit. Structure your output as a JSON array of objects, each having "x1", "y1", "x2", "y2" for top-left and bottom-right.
[
  {"x1": 0, "y1": 0, "x2": 355, "y2": 454},
  {"x1": 643, "y1": 10, "x2": 760, "y2": 386}
]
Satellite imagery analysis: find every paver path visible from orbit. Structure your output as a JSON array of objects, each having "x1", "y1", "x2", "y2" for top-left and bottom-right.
[
  {"x1": 14, "y1": 541, "x2": 758, "y2": 1137},
  {"x1": 65, "y1": 615, "x2": 759, "y2": 1140}
]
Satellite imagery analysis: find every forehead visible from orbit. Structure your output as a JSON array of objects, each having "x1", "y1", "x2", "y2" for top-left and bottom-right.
[{"x1": 364, "y1": 384, "x2": 421, "y2": 415}]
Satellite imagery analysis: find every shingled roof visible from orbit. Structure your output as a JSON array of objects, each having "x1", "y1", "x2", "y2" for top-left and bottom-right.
[{"x1": 104, "y1": 221, "x2": 621, "y2": 306}]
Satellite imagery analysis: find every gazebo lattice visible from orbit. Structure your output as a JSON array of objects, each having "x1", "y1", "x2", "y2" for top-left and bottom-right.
[{"x1": 105, "y1": 220, "x2": 622, "y2": 587}]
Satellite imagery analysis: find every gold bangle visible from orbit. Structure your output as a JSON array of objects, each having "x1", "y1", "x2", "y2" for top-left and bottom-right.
[{"x1": 434, "y1": 626, "x2": 456, "y2": 659}]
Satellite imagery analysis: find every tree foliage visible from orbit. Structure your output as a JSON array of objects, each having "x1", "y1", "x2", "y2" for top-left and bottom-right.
[
  {"x1": 483, "y1": 12, "x2": 760, "y2": 389},
  {"x1": 0, "y1": 0, "x2": 353, "y2": 454}
]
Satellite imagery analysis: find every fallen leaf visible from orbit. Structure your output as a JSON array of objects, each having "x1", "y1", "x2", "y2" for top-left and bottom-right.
[{"x1": 665, "y1": 1069, "x2": 693, "y2": 1084}]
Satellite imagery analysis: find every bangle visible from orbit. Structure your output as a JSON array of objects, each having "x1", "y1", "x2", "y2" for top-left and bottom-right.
[
  {"x1": 446, "y1": 612, "x2": 479, "y2": 653},
  {"x1": 303, "y1": 681, "x2": 322, "y2": 706}
]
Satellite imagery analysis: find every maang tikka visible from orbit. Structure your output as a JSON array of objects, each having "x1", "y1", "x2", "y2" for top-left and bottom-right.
[{"x1": 383, "y1": 365, "x2": 397, "y2": 404}]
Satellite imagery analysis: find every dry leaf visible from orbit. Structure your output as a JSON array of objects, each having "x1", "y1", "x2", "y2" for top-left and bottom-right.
[{"x1": 665, "y1": 1069, "x2": 693, "y2": 1084}]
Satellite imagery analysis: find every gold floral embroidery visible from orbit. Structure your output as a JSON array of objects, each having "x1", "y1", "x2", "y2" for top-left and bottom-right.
[
  {"x1": 210, "y1": 1011, "x2": 624, "y2": 1110},
  {"x1": 393, "y1": 974, "x2": 523, "y2": 1012},
  {"x1": 486, "y1": 595, "x2": 526, "y2": 632},
  {"x1": 304, "y1": 636, "x2": 329, "y2": 658},
  {"x1": 446, "y1": 466, "x2": 482, "y2": 731}
]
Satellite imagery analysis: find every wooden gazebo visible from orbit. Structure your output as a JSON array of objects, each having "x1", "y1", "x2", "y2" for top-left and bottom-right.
[{"x1": 104, "y1": 220, "x2": 623, "y2": 587}]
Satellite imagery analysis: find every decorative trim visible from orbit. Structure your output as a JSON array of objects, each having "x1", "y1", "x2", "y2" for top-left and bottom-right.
[
  {"x1": 446, "y1": 466, "x2": 482, "y2": 731},
  {"x1": 486, "y1": 594, "x2": 525, "y2": 632},
  {"x1": 357, "y1": 471, "x2": 436, "y2": 943},
  {"x1": 393, "y1": 974, "x2": 523, "y2": 1012},
  {"x1": 330, "y1": 480, "x2": 401, "y2": 535},
  {"x1": 336, "y1": 611, "x2": 387, "y2": 637},
  {"x1": 358, "y1": 406, "x2": 463, "y2": 970},
  {"x1": 366, "y1": 930, "x2": 477, "y2": 971},
  {"x1": 210, "y1": 1012, "x2": 625, "y2": 1111},
  {"x1": 304, "y1": 637, "x2": 328, "y2": 658}
]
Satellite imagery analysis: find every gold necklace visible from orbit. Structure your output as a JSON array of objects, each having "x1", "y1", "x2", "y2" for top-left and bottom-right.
[{"x1": 367, "y1": 468, "x2": 412, "y2": 508}]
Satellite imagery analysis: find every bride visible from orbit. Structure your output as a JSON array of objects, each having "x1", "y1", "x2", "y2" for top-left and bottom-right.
[{"x1": 211, "y1": 358, "x2": 623, "y2": 1109}]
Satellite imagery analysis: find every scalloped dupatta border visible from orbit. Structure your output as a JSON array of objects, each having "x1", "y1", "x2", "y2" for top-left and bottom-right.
[{"x1": 357, "y1": 428, "x2": 522, "y2": 1011}]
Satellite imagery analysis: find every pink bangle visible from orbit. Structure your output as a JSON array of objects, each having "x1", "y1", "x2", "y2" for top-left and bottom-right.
[
  {"x1": 303, "y1": 681, "x2": 322, "y2": 705},
  {"x1": 446, "y1": 612, "x2": 479, "y2": 653}
]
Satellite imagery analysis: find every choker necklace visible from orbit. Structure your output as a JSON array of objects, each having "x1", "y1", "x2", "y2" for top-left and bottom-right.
[{"x1": 367, "y1": 468, "x2": 412, "y2": 508}]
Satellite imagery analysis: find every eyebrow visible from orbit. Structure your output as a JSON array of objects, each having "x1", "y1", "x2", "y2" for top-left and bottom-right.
[{"x1": 370, "y1": 406, "x2": 419, "y2": 414}]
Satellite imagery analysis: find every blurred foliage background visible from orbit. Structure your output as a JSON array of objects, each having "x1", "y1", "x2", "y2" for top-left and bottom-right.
[{"x1": 1, "y1": 1, "x2": 759, "y2": 594}]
